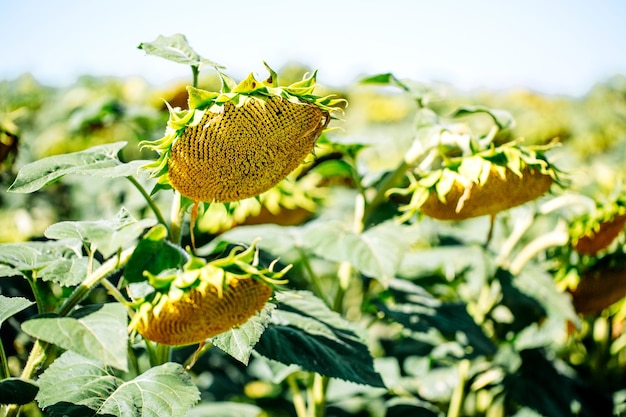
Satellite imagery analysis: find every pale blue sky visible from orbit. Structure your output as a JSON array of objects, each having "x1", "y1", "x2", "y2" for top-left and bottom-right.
[{"x1": 1, "y1": 0, "x2": 625, "y2": 96}]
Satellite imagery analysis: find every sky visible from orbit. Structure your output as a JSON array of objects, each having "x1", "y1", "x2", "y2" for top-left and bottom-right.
[{"x1": 1, "y1": 0, "x2": 625, "y2": 96}]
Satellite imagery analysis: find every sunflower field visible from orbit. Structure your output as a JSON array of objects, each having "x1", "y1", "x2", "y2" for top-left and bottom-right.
[{"x1": 1, "y1": 34, "x2": 626, "y2": 417}]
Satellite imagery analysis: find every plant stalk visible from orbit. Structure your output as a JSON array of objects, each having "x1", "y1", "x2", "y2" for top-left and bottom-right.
[
  {"x1": 363, "y1": 160, "x2": 411, "y2": 224},
  {"x1": 126, "y1": 175, "x2": 169, "y2": 231},
  {"x1": 287, "y1": 374, "x2": 308, "y2": 417},
  {"x1": 57, "y1": 247, "x2": 135, "y2": 317},
  {"x1": 447, "y1": 359, "x2": 470, "y2": 417},
  {"x1": 169, "y1": 191, "x2": 185, "y2": 245},
  {"x1": 0, "y1": 338, "x2": 10, "y2": 379},
  {"x1": 509, "y1": 223, "x2": 569, "y2": 275}
]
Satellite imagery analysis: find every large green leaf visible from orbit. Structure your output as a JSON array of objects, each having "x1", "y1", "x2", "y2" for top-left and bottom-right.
[
  {"x1": 375, "y1": 279, "x2": 496, "y2": 357},
  {"x1": 0, "y1": 239, "x2": 90, "y2": 286},
  {"x1": 7, "y1": 142, "x2": 142, "y2": 193},
  {"x1": 499, "y1": 266, "x2": 578, "y2": 350},
  {"x1": 138, "y1": 34, "x2": 222, "y2": 70},
  {"x1": 0, "y1": 239, "x2": 81, "y2": 270},
  {"x1": 503, "y1": 349, "x2": 612, "y2": 417},
  {"x1": 36, "y1": 351, "x2": 199, "y2": 417},
  {"x1": 0, "y1": 377, "x2": 39, "y2": 405},
  {"x1": 0, "y1": 295, "x2": 34, "y2": 326},
  {"x1": 45, "y1": 207, "x2": 157, "y2": 258},
  {"x1": 0, "y1": 265, "x2": 25, "y2": 278},
  {"x1": 303, "y1": 220, "x2": 417, "y2": 285},
  {"x1": 255, "y1": 291, "x2": 385, "y2": 388},
  {"x1": 21, "y1": 303, "x2": 128, "y2": 372},
  {"x1": 211, "y1": 303, "x2": 274, "y2": 365},
  {"x1": 123, "y1": 225, "x2": 187, "y2": 283}
]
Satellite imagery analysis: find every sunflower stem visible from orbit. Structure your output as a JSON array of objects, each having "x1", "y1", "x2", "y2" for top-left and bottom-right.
[
  {"x1": 26, "y1": 271, "x2": 45, "y2": 314},
  {"x1": 287, "y1": 374, "x2": 308, "y2": 417},
  {"x1": 509, "y1": 224, "x2": 570, "y2": 275},
  {"x1": 364, "y1": 160, "x2": 411, "y2": 224},
  {"x1": 191, "y1": 65, "x2": 199, "y2": 89},
  {"x1": 126, "y1": 175, "x2": 169, "y2": 231},
  {"x1": 447, "y1": 359, "x2": 470, "y2": 417},
  {"x1": 298, "y1": 248, "x2": 331, "y2": 306},
  {"x1": 57, "y1": 247, "x2": 135, "y2": 317},
  {"x1": 0, "y1": 337, "x2": 10, "y2": 380},
  {"x1": 310, "y1": 374, "x2": 329, "y2": 417},
  {"x1": 169, "y1": 191, "x2": 185, "y2": 245}
]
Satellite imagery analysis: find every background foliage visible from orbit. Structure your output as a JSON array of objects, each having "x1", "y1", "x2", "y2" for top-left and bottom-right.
[{"x1": 1, "y1": 35, "x2": 626, "y2": 416}]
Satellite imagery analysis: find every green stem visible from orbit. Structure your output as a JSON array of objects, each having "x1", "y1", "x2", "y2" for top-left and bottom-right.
[
  {"x1": 363, "y1": 160, "x2": 411, "y2": 224},
  {"x1": 27, "y1": 271, "x2": 45, "y2": 314},
  {"x1": 310, "y1": 374, "x2": 329, "y2": 417},
  {"x1": 169, "y1": 192, "x2": 185, "y2": 245},
  {"x1": 298, "y1": 248, "x2": 331, "y2": 306},
  {"x1": 4, "y1": 340, "x2": 50, "y2": 417},
  {"x1": 99, "y1": 278, "x2": 136, "y2": 320},
  {"x1": 287, "y1": 374, "x2": 308, "y2": 417},
  {"x1": 154, "y1": 343, "x2": 172, "y2": 366},
  {"x1": 57, "y1": 247, "x2": 135, "y2": 317},
  {"x1": 447, "y1": 359, "x2": 470, "y2": 417},
  {"x1": 6, "y1": 248, "x2": 136, "y2": 416},
  {"x1": 509, "y1": 222, "x2": 569, "y2": 275},
  {"x1": 495, "y1": 210, "x2": 535, "y2": 268},
  {"x1": 0, "y1": 337, "x2": 10, "y2": 379},
  {"x1": 191, "y1": 65, "x2": 199, "y2": 89},
  {"x1": 126, "y1": 176, "x2": 169, "y2": 231}
]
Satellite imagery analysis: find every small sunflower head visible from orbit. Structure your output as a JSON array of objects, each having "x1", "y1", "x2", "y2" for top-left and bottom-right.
[
  {"x1": 570, "y1": 195, "x2": 626, "y2": 256},
  {"x1": 129, "y1": 239, "x2": 290, "y2": 346},
  {"x1": 389, "y1": 111, "x2": 561, "y2": 222},
  {"x1": 141, "y1": 63, "x2": 346, "y2": 203}
]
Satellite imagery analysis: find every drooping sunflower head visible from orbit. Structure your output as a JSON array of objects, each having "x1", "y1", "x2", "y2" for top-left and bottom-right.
[
  {"x1": 569, "y1": 193, "x2": 626, "y2": 256},
  {"x1": 141, "y1": 63, "x2": 346, "y2": 203},
  {"x1": 388, "y1": 108, "x2": 562, "y2": 222},
  {"x1": 129, "y1": 239, "x2": 289, "y2": 346}
]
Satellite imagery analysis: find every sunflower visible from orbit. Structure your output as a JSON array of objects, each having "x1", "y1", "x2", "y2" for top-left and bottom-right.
[
  {"x1": 140, "y1": 63, "x2": 345, "y2": 203},
  {"x1": 129, "y1": 238, "x2": 289, "y2": 346}
]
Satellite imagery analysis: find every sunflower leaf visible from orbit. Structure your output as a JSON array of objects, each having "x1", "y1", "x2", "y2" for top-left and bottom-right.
[
  {"x1": 45, "y1": 208, "x2": 157, "y2": 258},
  {"x1": 21, "y1": 303, "x2": 128, "y2": 372},
  {"x1": 255, "y1": 291, "x2": 385, "y2": 387},
  {"x1": 303, "y1": 220, "x2": 416, "y2": 285},
  {"x1": 0, "y1": 378, "x2": 39, "y2": 406},
  {"x1": 8, "y1": 142, "x2": 133, "y2": 194},
  {"x1": 211, "y1": 303, "x2": 274, "y2": 365},
  {"x1": 36, "y1": 351, "x2": 199, "y2": 417},
  {"x1": 0, "y1": 295, "x2": 34, "y2": 326}
]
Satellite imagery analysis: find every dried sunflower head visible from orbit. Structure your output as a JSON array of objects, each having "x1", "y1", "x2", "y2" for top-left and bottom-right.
[
  {"x1": 129, "y1": 239, "x2": 289, "y2": 346},
  {"x1": 141, "y1": 63, "x2": 346, "y2": 203},
  {"x1": 570, "y1": 194, "x2": 626, "y2": 255},
  {"x1": 389, "y1": 111, "x2": 560, "y2": 222}
]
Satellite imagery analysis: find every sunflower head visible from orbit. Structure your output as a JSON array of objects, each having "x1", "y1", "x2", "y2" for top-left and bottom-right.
[
  {"x1": 141, "y1": 63, "x2": 346, "y2": 203},
  {"x1": 570, "y1": 194, "x2": 626, "y2": 255},
  {"x1": 389, "y1": 110, "x2": 561, "y2": 222},
  {"x1": 129, "y1": 239, "x2": 289, "y2": 346}
]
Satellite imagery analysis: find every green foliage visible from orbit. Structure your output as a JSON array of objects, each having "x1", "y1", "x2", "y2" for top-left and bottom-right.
[
  {"x1": 1, "y1": 33, "x2": 626, "y2": 417},
  {"x1": 0, "y1": 378, "x2": 38, "y2": 406},
  {"x1": 7, "y1": 142, "x2": 145, "y2": 194},
  {"x1": 21, "y1": 304, "x2": 128, "y2": 371},
  {"x1": 35, "y1": 351, "x2": 199, "y2": 417},
  {"x1": 256, "y1": 291, "x2": 385, "y2": 387}
]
